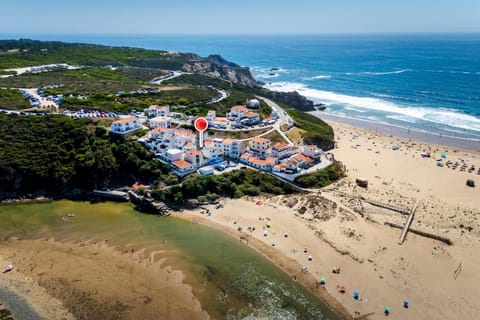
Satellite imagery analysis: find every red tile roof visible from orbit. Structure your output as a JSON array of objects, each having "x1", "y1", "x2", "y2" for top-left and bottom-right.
[
  {"x1": 243, "y1": 112, "x2": 259, "y2": 118},
  {"x1": 113, "y1": 116, "x2": 137, "y2": 124},
  {"x1": 231, "y1": 105, "x2": 247, "y2": 112},
  {"x1": 172, "y1": 160, "x2": 193, "y2": 168},
  {"x1": 187, "y1": 150, "x2": 201, "y2": 156},
  {"x1": 251, "y1": 137, "x2": 270, "y2": 144},
  {"x1": 273, "y1": 142, "x2": 289, "y2": 150}
]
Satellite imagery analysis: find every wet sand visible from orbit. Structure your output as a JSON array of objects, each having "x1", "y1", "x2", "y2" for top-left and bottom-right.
[{"x1": 0, "y1": 238, "x2": 209, "y2": 320}]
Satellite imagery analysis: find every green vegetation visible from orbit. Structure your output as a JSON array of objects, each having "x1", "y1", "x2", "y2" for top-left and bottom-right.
[
  {"x1": 0, "y1": 67, "x2": 163, "y2": 93},
  {"x1": 0, "y1": 70, "x2": 16, "y2": 76},
  {"x1": 0, "y1": 114, "x2": 169, "y2": 197},
  {"x1": 285, "y1": 108, "x2": 334, "y2": 150},
  {"x1": 153, "y1": 169, "x2": 295, "y2": 204},
  {"x1": 0, "y1": 39, "x2": 192, "y2": 69},
  {"x1": 61, "y1": 87, "x2": 217, "y2": 113},
  {"x1": 164, "y1": 74, "x2": 232, "y2": 90},
  {"x1": 210, "y1": 128, "x2": 270, "y2": 140},
  {"x1": 294, "y1": 162, "x2": 345, "y2": 188},
  {"x1": 261, "y1": 130, "x2": 288, "y2": 144},
  {"x1": 0, "y1": 88, "x2": 30, "y2": 110}
]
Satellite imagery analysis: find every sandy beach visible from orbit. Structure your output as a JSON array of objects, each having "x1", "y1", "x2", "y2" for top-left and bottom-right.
[
  {"x1": 177, "y1": 119, "x2": 480, "y2": 320},
  {"x1": 1, "y1": 119, "x2": 479, "y2": 319},
  {"x1": 0, "y1": 238, "x2": 209, "y2": 320}
]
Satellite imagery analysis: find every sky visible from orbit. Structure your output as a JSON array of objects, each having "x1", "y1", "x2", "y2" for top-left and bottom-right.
[{"x1": 1, "y1": 0, "x2": 480, "y2": 35}]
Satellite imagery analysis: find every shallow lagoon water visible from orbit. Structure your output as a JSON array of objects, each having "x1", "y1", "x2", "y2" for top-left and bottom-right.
[{"x1": 0, "y1": 201, "x2": 338, "y2": 320}]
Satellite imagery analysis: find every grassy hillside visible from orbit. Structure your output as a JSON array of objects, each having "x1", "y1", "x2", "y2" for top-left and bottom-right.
[
  {"x1": 0, "y1": 89, "x2": 30, "y2": 110},
  {"x1": 0, "y1": 39, "x2": 191, "y2": 69},
  {"x1": 285, "y1": 108, "x2": 334, "y2": 150}
]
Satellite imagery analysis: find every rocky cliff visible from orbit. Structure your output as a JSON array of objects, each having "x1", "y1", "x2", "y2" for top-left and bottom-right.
[{"x1": 182, "y1": 54, "x2": 259, "y2": 87}]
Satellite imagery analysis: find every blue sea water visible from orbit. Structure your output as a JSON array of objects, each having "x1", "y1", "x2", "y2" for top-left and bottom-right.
[{"x1": 5, "y1": 34, "x2": 480, "y2": 140}]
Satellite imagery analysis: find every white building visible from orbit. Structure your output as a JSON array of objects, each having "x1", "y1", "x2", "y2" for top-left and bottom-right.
[
  {"x1": 166, "y1": 149, "x2": 183, "y2": 162},
  {"x1": 302, "y1": 145, "x2": 323, "y2": 161},
  {"x1": 271, "y1": 142, "x2": 291, "y2": 159},
  {"x1": 230, "y1": 105, "x2": 248, "y2": 118},
  {"x1": 249, "y1": 137, "x2": 271, "y2": 158},
  {"x1": 172, "y1": 160, "x2": 194, "y2": 175},
  {"x1": 110, "y1": 116, "x2": 140, "y2": 134},
  {"x1": 221, "y1": 139, "x2": 245, "y2": 159},
  {"x1": 147, "y1": 105, "x2": 170, "y2": 117},
  {"x1": 184, "y1": 150, "x2": 204, "y2": 168},
  {"x1": 206, "y1": 110, "x2": 216, "y2": 126},
  {"x1": 240, "y1": 112, "x2": 260, "y2": 125},
  {"x1": 150, "y1": 116, "x2": 172, "y2": 129}
]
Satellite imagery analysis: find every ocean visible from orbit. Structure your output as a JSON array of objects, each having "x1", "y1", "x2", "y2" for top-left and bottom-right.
[{"x1": 5, "y1": 33, "x2": 480, "y2": 141}]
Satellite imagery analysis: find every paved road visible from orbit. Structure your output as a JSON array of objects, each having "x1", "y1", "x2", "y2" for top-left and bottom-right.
[
  {"x1": 150, "y1": 71, "x2": 184, "y2": 85},
  {"x1": 256, "y1": 96, "x2": 294, "y2": 145}
]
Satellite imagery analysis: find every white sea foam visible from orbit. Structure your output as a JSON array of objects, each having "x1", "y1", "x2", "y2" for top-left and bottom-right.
[
  {"x1": 362, "y1": 69, "x2": 411, "y2": 75},
  {"x1": 264, "y1": 81, "x2": 480, "y2": 133},
  {"x1": 303, "y1": 75, "x2": 332, "y2": 80}
]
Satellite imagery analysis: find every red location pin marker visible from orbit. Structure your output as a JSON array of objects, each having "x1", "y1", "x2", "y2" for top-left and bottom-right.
[{"x1": 194, "y1": 117, "x2": 208, "y2": 148}]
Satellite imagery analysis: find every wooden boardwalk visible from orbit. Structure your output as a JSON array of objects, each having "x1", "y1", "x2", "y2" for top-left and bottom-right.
[
  {"x1": 398, "y1": 200, "x2": 419, "y2": 245},
  {"x1": 363, "y1": 198, "x2": 411, "y2": 215}
]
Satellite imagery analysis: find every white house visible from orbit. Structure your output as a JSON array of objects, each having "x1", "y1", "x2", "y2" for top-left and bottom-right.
[
  {"x1": 240, "y1": 112, "x2": 260, "y2": 125},
  {"x1": 147, "y1": 105, "x2": 170, "y2": 117},
  {"x1": 213, "y1": 117, "x2": 228, "y2": 129},
  {"x1": 184, "y1": 150, "x2": 204, "y2": 168},
  {"x1": 110, "y1": 116, "x2": 140, "y2": 134},
  {"x1": 230, "y1": 105, "x2": 248, "y2": 118},
  {"x1": 221, "y1": 139, "x2": 245, "y2": 159},
  {"x1": 302, "y1": 145, "x2": 323, "y2": 161},
  {"x1": 172, "y1": 159, "x2": 194, "y2": 175},
  {"x1": 246, "y1": 98, "x2": 260, "y2": 109},
  {"x1": 150, "y1": 116, "x2": 172, "y2": 129},
  {"x1": 271, "y1": 142, "x2": 291, "y2": 159},
  {"x1": 166, "y1": 149, "x2": 183, "y2": 163},
  {"x1": 249, "y1": 137, "x2": 271, "y2": 158},
  {"x1": 206, "y1": 110, "x2": 216, "y2": 126}
]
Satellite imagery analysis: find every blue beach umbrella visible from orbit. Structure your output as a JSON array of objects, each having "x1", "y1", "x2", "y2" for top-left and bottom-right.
[
  {"x1": 353, "y1": 290, "x2": 359, "y2": 300},
  {"x1": 403, "y1": 300, "x2": 409, "y2": 308}
]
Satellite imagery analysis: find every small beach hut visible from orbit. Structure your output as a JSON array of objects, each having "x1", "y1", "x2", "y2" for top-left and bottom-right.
[
  {"x1": 355, "y1": 178, "x2": 368, "y2": 188},
  {"x1": 466, "y1": 179, "x2": 475, "y2": 187}
]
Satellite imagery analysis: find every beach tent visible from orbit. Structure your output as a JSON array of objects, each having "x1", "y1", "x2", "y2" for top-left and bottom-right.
[
  {"x1": 440, "y1": 153, "x2": 447, "y2": 158},
  {"x1": 437, "y1": 162, "x2": 444, "y2": 167}
]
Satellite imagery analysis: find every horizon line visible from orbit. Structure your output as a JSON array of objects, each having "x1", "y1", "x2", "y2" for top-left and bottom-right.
[{"x1": 1, "y1": 31, "x2": 480, "y2": 38}]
